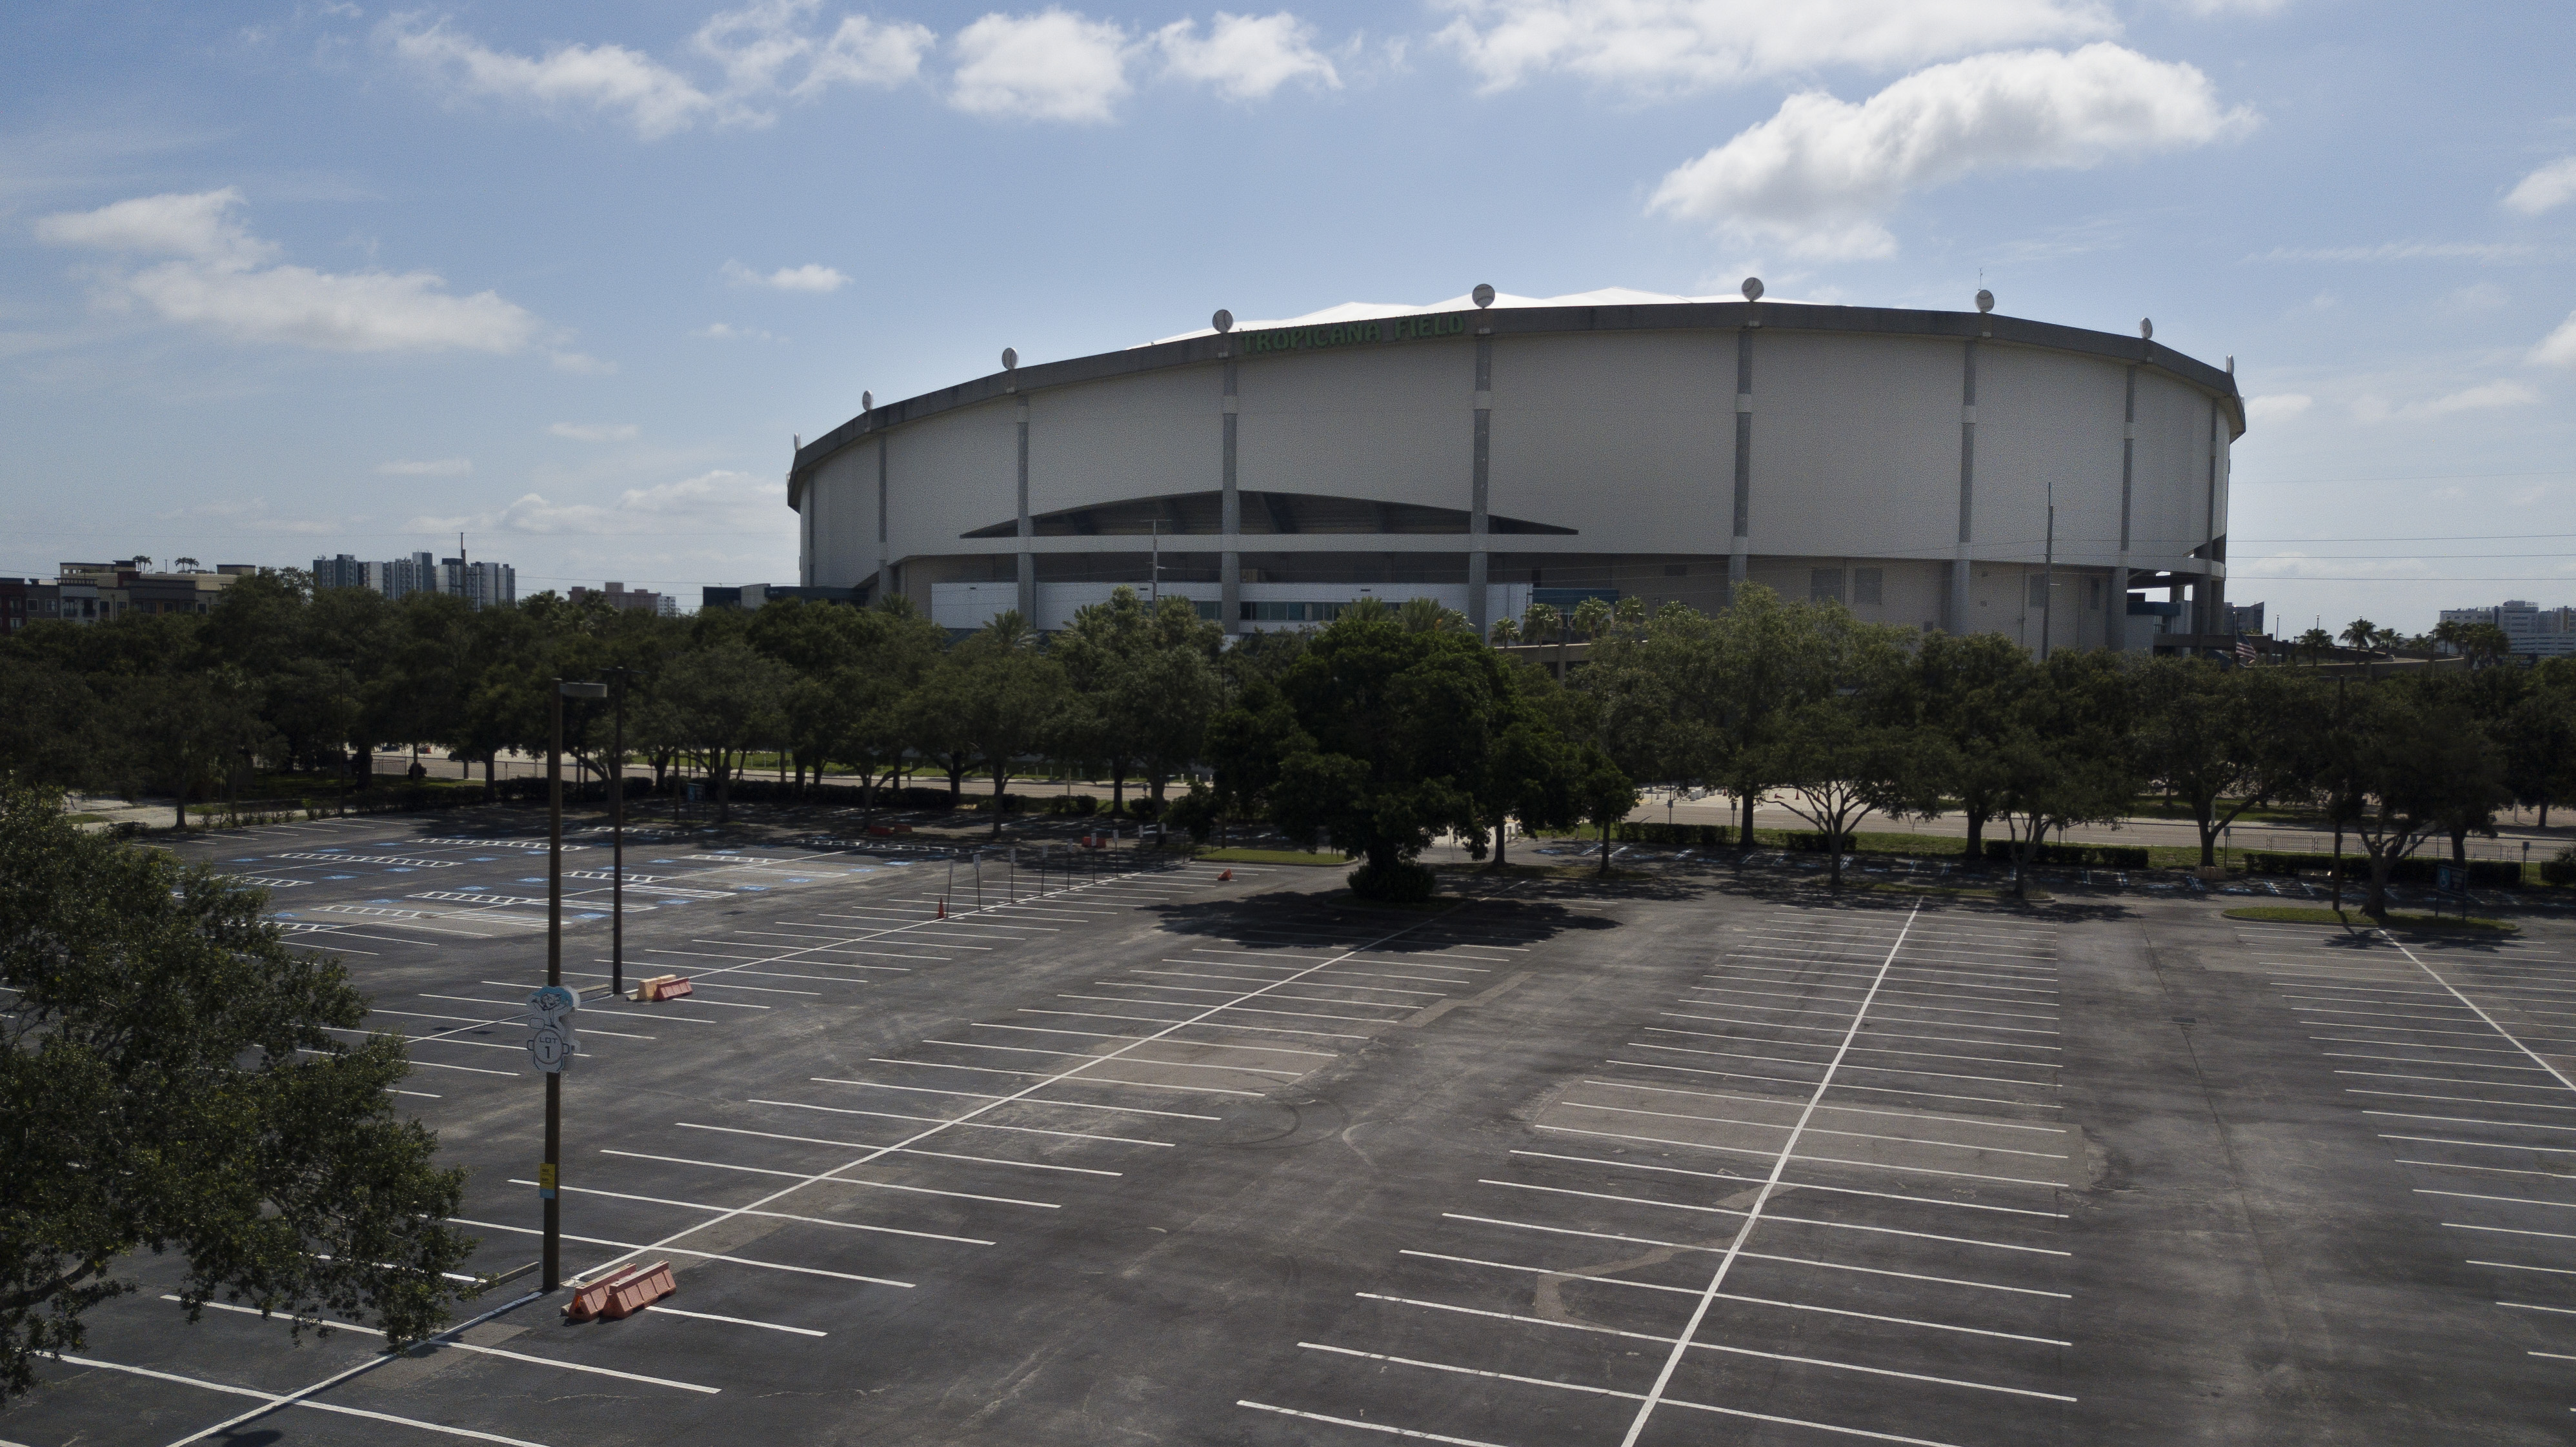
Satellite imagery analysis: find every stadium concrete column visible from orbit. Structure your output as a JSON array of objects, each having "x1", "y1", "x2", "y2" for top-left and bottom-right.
[
  {"x1": 1471, "y1": 335, "x2": 1492, "y2": 633},
  {"x1": 2199, "y1": 401, "x2": 2225, "y2": 633},
  {"x1": 1015, "y1": 399, "x2": 1034, "y2": 623},
  {"x1": 2111, "y1": 365, "x2": 2135, "y2": 650},
  {"x1": 1948, "y1": 339, "x2": 1978, "y2": 632},
  {"x1": 875, "y1": 436, "x2": 892, "y2": 603},
  {"x1": 1730, "y1": 328, "x2": 1751, "y2": 600},
  {"x1": 1221, "y1": 360, "x2": 1240, "y2": 635}
]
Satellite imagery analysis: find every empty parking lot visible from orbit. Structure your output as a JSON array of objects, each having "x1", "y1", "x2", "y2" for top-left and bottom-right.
[{"x1": 9, "y1": 812, "x2": 2575, "y2": 1446}]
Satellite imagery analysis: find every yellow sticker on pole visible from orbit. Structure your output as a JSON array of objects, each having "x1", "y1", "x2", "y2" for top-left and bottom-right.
[{"x1": 538, "y1": 1163, "x2": 558, "y2": 1190}]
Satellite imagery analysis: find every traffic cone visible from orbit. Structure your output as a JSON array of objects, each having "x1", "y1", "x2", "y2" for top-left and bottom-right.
[
  {"x1": 1218, "y1": 869, "x2": 1233, "y2": 882},
  {"x1": 937, "y1": 898, "x2": 946, "y2": 919}
]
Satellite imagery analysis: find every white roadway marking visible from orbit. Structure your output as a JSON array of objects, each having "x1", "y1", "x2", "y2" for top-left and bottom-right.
[
  {"x1": 70, "y1": 1353, "x2": 552, "y2": 1447},
  {"x1": 566, "y1": 892, "x2": 1478, "y2": 1284},
  {"x1": 734, "y1": 1100, "x2": 1175, "y2": 1146},
  {"x1": 150, "y1": 1286, "x2": 547, "y2": 1447},
  {"x1": 2376, "y1": 935, "x2": 2576, "y2": 1094},
  {"x1": 1625, "y1": 901, "x2": 1998, "y2": 1444},
  {"x1": 681, "y1": 1119, "x2": 1127, "y2": 1173},
  {"x1": 601, "y1": 1148, "x2": 1061, "y2": 1204},
  {"x1": 1439, "y1": 1213, "x2": 2069, "y2": 1295},
  {"x1": 1393, "y1": 1251, "x2": 2071, "y2": 1344},
  {"x1": 449, "y1": 1218, "x2": 913, "y2": 1287},
  {"x1": 506, "y1": 1179, "x2": 992, "y2": 1243},
  {"x1": 644, "y1": 1304, "x2": 825, "y2": 1336},
  {"x1": 1512, "y1": 1148, "x2": 2069, "y2": 1218},
  {"x1": 1362, "y1": 1290, "x2": 2072, "y2": 1401},
  {"x1": 1580, "y1": 1079, "x2": 2067, "y2": 1132},
  {"x1": 159, "y1": 1297, "x2": 718, "y2": 1393},
  {"x1": 809, "y1": 1076, "x2": 1220, "y2": 1120}
]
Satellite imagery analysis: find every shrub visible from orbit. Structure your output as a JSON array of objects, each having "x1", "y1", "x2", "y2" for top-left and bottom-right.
[
  {"x1": 2245, "y1": 851, "x2": 2522, "y2": 887},
  {"x1": 1779, "y1": 831, "x2": 1857, "y2": 853},
  {"x1": 1349, "y1": 859, "x2": 1436, "y2": 903},
  {"x1": 2546, "y1": 849, "x2": 2576, "y2": 887},
  {"x1": 1981, "y1": 840, "x2": 2150, "y2": 869},
  {"x1": 1612, "y1": 822, "x2": 1731, "y2": 847},
  {"x1": 1042, "y1": 794, "x2": 1101, "y2": 816}
]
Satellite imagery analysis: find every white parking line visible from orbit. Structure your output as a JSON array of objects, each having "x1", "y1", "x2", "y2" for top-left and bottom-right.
[
  {"x1": 63, "y1": 1353, "x2": 552, "y2": 1447},
  {"x1": 449, "y1": 1218, "x2": 914, "y2": 1288},
  {"x1": 645, "y1": 1304, "x2": 827, "y2": 1337},
  {"x1": 506, "y1": 1179, "x2": 992, "y2": 1243},
  {"x1": 165, "y1": 1297, "x2": 719, "y2": 1393}
]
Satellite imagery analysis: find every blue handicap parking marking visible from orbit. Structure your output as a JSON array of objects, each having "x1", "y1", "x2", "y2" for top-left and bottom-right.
[
  {"x1": 786, "y1": 878, "x2": 812, "y2": 884},
  {"x1": 326, "y1": 874, "x2": 356, "y2": 880},
  {"x1": 739, "y1": 885, "x2": 769, "y2": 892},
  {"x1": 472, "y1": 856, "x2": 498, "y2": 862},
  {"x1": 520, "y1": 877, "x2": 545, "y2": 884},
  {"x1": 387, "y1": 867, "x2": 414, "y2": 873},
  {"x1": 574, "y1": 912, "x2": 604, "y2": 920},
  {"x1": 232, "y1": 856, "x2": 261, "y2": 863}
]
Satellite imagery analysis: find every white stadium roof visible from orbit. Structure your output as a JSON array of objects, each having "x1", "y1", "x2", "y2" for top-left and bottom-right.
[{"x1": 1142, "y1": 286, "x2": 1805, "y2": 348}]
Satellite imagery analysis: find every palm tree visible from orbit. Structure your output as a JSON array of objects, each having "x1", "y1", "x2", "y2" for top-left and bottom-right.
[
  {"x1": 1572, "y1": 595, "x2": 1613, "y2": 642},
  {"x1": 1612, "y1": 596, "x2": 1647, "y2": 639},
  {"x1": 1488, "y1": 616, "x2": 1520, "y2": 645},
  {"x1": 2433, "y1": 618, "x2": 2466, "y2": 657},
  {"x1": 2340, "y1": 618, "x2": 2378, "y2": 654},
  {"x1": 2297, "y1": 627, "x2": 2334, "y2": 664}
]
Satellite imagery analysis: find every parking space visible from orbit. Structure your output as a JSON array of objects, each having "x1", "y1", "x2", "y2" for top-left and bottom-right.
[{"x1": 17, "y1": 835, "x2": 2576, "y2": 1445}]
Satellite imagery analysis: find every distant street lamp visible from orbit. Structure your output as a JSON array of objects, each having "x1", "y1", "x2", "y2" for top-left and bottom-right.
[{"x1": 601, "y1": 667, "x2": 639, "y2": 1000}]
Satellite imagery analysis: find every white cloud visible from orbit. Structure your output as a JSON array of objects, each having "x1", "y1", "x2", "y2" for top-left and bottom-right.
[
  {"x1": 388, "y1": 18, "x2": 722, "y2": 138},
  {"x1": 35, "y1": 188, "x2": 541, "y2": 354},
  {"x1": 550, "y1": 422, "x2": 639, "y2": 441},
  {"x1": 2505, "y1": 157, "x2": 2576, "y2": 217},
  {"x1": 798, "y1": 12, "x2": 937, "y2": 95},
  {"x1": 951, "y1": 9, "x2": 1132, "y2": 123},
  {"x1": 696, "y1": 321, "x2": 785, "y2": 340},
  {"x1": 1648, "y1": 44, "x2": 2255, "y2": 259},
  {"x1": 377, "y1": 457, "x2": 474, "y2": 475},
  {"x1": 408, "y1": 470, "x2": 776, "y2": 536},
  {"x1": 694, "y1": 0, "x2": 933, "y2": 97},
  {"x1": 1433, "y1": 0, "x2": 2113, "y2": 95},
  {"x1": 2353, "y1": 379, "x2": 2541, "y2": 423},
  {"x1": 2532, "y1": 310, "x2": 2576, "y2": 369},
  {"x1": 2169, "y1": 0, "x2": 2289, "y2": 14},
  {"x1": 1155, "y1": 12, "x2": 1338, "y2": 100},
  {"x1": 31, "y1": 187, "x2": 275, "y2": 265},
  {"x1": 721, "y1": 258, "x2": 849, "y2": 292},
  {"x1": 2243, "y1": 393, "x2": 2310, "y2": 422},
  {"x1": 2249, "y1": 240, "x2": 2535, "y2": 263},
  {"x1": 550, "y1": 350, "x2": 618, "y2": 373},
  {"x1": 387, "y1": 4, "x2": 929, "y2": 139}
]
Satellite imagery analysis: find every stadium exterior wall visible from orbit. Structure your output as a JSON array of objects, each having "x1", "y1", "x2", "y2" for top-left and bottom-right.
[{"x1": 788, "y1": 298, "x2": 2240, "y2": 650}]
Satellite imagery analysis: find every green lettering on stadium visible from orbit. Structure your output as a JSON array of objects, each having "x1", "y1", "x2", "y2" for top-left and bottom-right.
[{"x1": 1243, "y1": 312, "x2": 1471, "y2": 354}]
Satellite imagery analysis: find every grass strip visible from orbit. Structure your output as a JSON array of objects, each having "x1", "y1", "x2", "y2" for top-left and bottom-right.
[{"x1": 2220, "y1": 906, "x2": 2518, "y2": 935}]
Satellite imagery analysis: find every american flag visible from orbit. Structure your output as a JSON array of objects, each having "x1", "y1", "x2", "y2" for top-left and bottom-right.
[{"x1": 2235, "y1": 637, "x2": 2258, "y2": 664}]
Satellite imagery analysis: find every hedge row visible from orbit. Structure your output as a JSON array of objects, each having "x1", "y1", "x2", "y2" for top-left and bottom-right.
[
  {"x1": 2244, "y1": 851, "x2": 2524, "y2": 887},
  {"x1": 1981, "y1": 840, "x2": 2152, "y2": 869}
]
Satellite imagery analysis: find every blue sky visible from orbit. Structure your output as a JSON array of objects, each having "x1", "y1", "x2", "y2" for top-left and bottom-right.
[{"x1": 3, "y1": 0, "x2": 2570, "y2": 631}]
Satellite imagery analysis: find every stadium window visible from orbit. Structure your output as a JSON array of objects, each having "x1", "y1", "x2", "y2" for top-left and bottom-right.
[
  {"x1": 1853, "y1": 568, "x2": 1883, "y2": 606},
  {"x1": 1194, "y1": 602, "x2": 1220, "y2": 621},
  {"x1": 1809, "y1": 568, "x2": 1846, "y2": 603}
]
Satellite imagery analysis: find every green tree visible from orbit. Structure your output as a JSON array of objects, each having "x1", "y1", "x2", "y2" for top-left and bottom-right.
[
  {"x1": 932, "y1": 612, "x2": 1068, "y2": 838},
  {"x1": 1570, "y1": 745, "x2": 1641, "y2": 876},
  {"x1": 1203, "y1": 676, "x2": 1313, "y2": 846},
  {"x1": 112, "y1": 672, "x2": 270, "y2": 827},
  {"x1": 1987, "y1": 651, "x2": 2140, "y2": 898},
  {"x1": 2135, "y1": 660, "x2": 2315, "y2": 866},
  {"x1": 1267, "y1": 601, "x2": 1518, "y2": 900},
  {"x1": 1, "y1": 787, "x2": 472, "y2": 1396},
  {"x1": 2297, "y1": 627, "x2": 2335, "y2": 665},
  {"x1": 1766, "y1": 691, "x2": 1949, "y2": 888},
  {"x1": 2329, "y1": 685, "x2": 2510, "y2": 915},
  {"x1": 2340, "y1": 618, "x2": 2379, "y2": 653},
  {"x1": 638, "y1": 638, "x2": 789, "y2": 822},
  {"x1": 1893, "y1": 631, "x2": 2035, "y2": 859}
]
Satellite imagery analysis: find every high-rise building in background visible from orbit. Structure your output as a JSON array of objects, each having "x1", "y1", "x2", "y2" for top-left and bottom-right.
[
  {"x1": 314, "y1": 552, "x2": 515, "y2": 608},
  {"x1": 569, "y1": 581, "x2": 675, "y2": 616},
  {"x1": 2223, "y1": 602, "x2": 2266, "y2": 636},
  {"x1": 2440, "y1": 600, "x2": 2576, "y2": 658}
]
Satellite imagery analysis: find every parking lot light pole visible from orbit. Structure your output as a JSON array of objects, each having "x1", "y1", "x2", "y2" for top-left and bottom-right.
[
  {"x1": 601, "y1": 667, "x2": 638, "y2": 1000},
  {"x1": 547, "y1": 679, "x2": 609, "y2": 1293}
]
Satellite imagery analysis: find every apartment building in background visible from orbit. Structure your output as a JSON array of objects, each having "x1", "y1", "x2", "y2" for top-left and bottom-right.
[
  {"x1": 3, "y1": 561, "x2": 258, "y2": 631},
  {"x1": 569, "y1": 581, "x2": 676, "y2": 616},
  {"x1": 2440, "y1": 600, "x2": 2576, "y2": 658},
  {"x1": 314, "y1": 551, "x2": 516, "y2": 608}
]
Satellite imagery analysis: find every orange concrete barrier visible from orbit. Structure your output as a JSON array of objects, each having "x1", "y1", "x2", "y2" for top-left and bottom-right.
[
  {"x1": 1218, "y1": 869, "x2": 1233, "y2": 882},
  {"x1": 600, "y1": 1260, "x2": 676, "y2": 1320},
  {"x1": 634, "y1": 974, "x2": 693, "y2": 1002},
  {"x1": 563, "y1": 1261, "x2": 674, "y2": 1321}
]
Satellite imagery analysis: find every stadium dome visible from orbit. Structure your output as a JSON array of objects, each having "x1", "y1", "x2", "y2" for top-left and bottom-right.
[{"x1": 786, "y1": 287, "x2": 2241, "y2": 649}]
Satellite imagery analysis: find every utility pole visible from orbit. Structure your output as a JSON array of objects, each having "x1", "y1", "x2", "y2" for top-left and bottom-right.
[
  {"x1": 1150, "y1": 518, "x2": 1161, "y2": 605},
  {"x1": 546, "y1": 678, "x2": 607, "y2": 1293}
]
